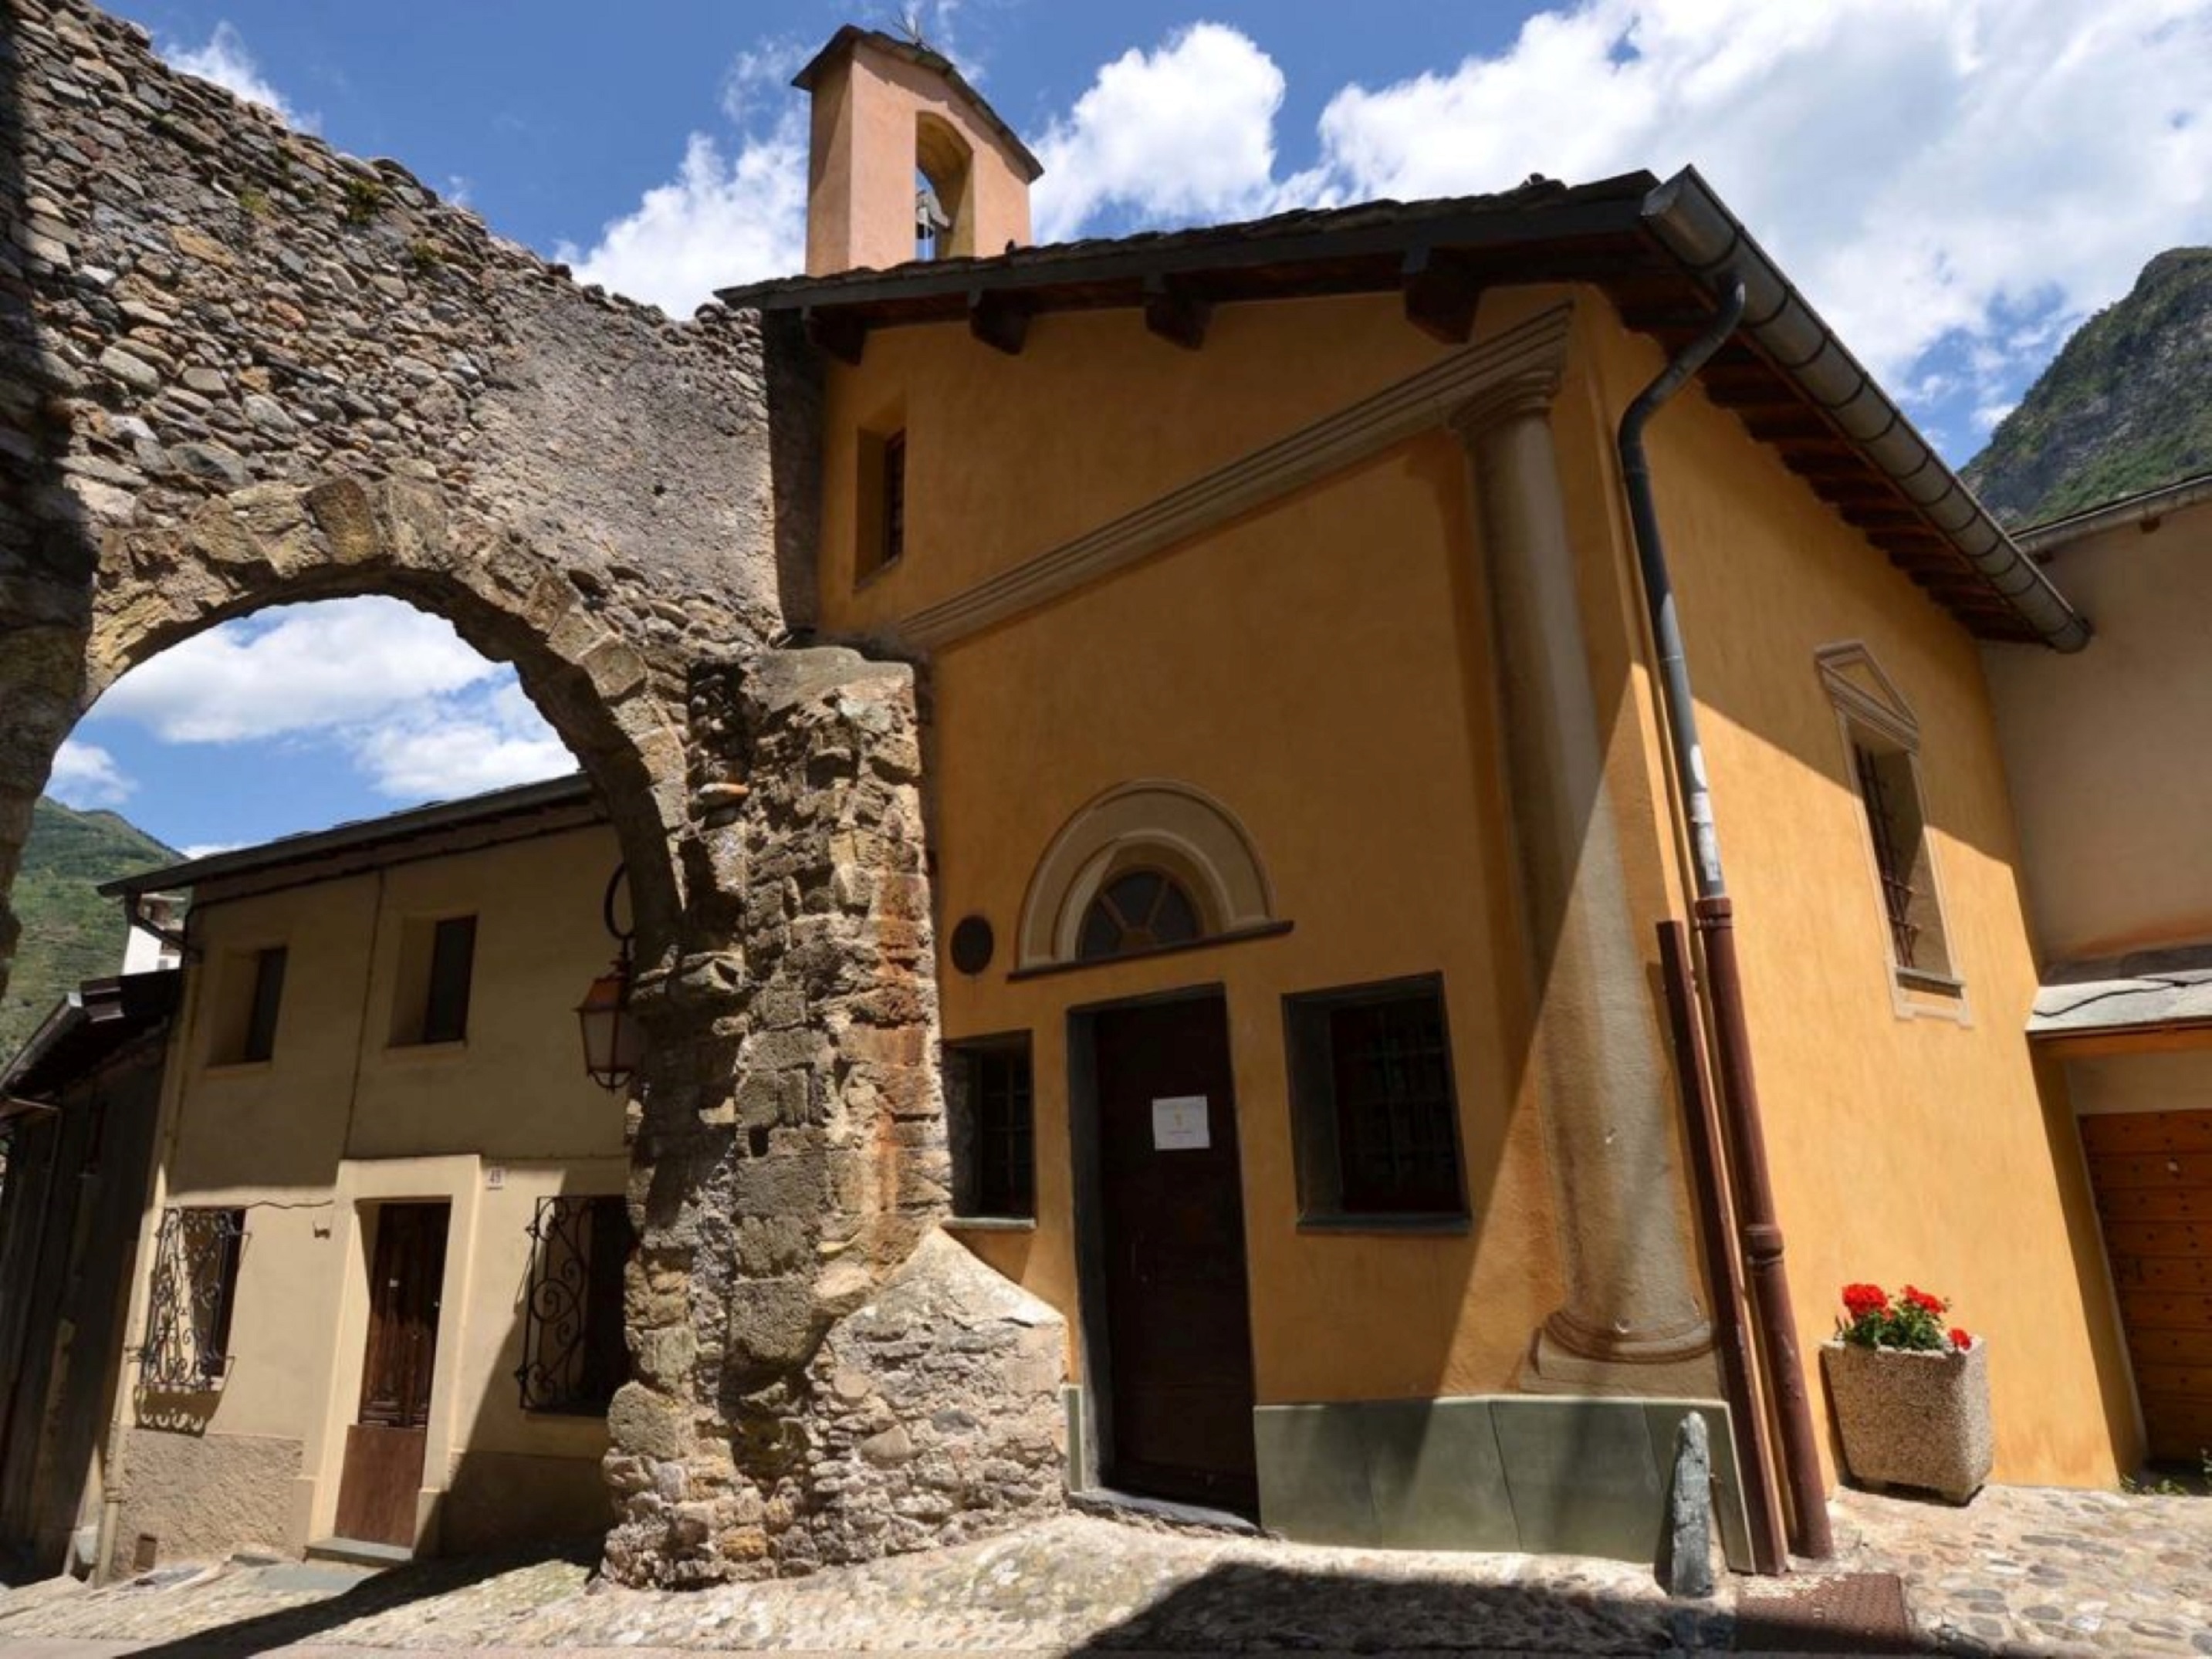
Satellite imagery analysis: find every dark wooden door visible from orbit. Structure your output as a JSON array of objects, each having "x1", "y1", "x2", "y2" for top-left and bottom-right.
[
  {"x1": 2081, "y1": 1110, "x2": 2212, "y2": 1461},
  {"x1": 1092, "y1": 995, "x2": 1258, "y2": 1512},
  {"x1": 335, "y1": 1202, "x2": 448, "y2": 1546}
]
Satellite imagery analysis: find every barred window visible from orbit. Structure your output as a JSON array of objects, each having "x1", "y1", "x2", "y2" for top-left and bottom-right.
[
  {"x1": 1851, "y1": 738, "x2": 1955, "y2": 987},
  {"x1": 517, "y1": 1196, "x2": 631, "y2": 1414},
  {"x1": 1285, "y1": 976, "x2": 1466, "y2": 1224},
  {"x1": 1817, "y1": 642, "x2": 1960, "y2": 1000},
  {"x1": 945, "y1": 1035, "x2": 1035, "y2": 1220},
  {"x1": 140, "y1": 1207, "x2": 246, "y2": 1389}
]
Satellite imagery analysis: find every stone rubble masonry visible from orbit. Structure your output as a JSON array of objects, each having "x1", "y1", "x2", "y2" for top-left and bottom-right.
[{"x1": 0, "y1": 0, "x2": 1064, "y2": 1583}]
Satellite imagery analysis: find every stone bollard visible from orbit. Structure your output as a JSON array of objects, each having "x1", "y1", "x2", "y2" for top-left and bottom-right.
[{"x1": 1661, "y1": 1411, "x2": 1716, "y2": 1599}]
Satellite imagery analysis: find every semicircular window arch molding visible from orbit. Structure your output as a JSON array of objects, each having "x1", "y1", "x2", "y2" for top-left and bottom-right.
[{"x1": 1017, "y1": 780, "x2": 1277, "y2": 970}]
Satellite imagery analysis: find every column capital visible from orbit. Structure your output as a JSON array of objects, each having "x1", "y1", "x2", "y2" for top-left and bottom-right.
[{"x1": 1447, "y1": 367, "x2": 1564, "y2": 445}]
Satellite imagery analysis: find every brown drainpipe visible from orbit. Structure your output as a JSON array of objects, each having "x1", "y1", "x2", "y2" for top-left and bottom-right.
[
  {"x1": 1659, "y1": 921, "x2": 1786, "y2": 1573},
  {"x1": 1618, "y1": 272, "x2": 1835, "y2": 1560}
]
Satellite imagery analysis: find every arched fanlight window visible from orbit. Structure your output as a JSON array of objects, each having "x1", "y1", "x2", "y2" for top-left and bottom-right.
[
  {"x1": 1076, "y1": 869, "x2": 1204, "y2": 961},
  {"x1": 1019, "y1": 780, "x2": 1278, "y2": 971}
]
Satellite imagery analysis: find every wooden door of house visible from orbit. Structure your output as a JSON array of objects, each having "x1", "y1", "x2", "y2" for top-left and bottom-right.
[
  {"x1": 1091, "y1": 994, "x2": 1258, "y2": 1513},
  {"x1": 334, "y1": 1202, "x2": 448, "y2": 1547},
  {"x1": 2081, "y1": 1110, "x2": 2212, "y2": 1461}
]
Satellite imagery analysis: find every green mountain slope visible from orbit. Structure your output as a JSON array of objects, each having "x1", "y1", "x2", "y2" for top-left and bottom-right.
[
  {"x1": 2, "y1": 799, "x2": 179, "y2": 1064},
  {"x1": 1963, "y1": 248, "x2": 2212, "y2": 526}
]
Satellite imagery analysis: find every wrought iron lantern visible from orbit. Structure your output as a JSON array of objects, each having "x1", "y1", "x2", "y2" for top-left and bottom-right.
[{"x1": 575, "y1": 865, "x2": 641, "y2": 1092}]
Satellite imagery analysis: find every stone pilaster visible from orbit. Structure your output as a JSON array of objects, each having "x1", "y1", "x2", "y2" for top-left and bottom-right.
[{"x1": 1452, "y1": 373, "x2": 1714, "y2": 1393}]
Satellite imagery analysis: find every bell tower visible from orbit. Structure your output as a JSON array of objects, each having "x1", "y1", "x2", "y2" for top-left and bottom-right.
[{"x1": 793, "y1": 26, "x2": 1043, "y2": 276}]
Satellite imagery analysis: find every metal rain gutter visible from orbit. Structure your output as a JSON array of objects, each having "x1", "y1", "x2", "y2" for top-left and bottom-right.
[
  {"x1": 2015, "y1": 469, "x2": 2212, "y2": 556},
  {"x1": 1639, "y1": 167, "x2": 2092, "y2": 654}
]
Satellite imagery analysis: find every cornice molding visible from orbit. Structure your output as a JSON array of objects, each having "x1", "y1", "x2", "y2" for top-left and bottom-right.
[{"x1": 898, "y1": 302, "x2": 1574, "y2": 650}]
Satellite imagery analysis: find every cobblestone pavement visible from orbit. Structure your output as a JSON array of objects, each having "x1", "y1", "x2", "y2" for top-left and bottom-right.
[
  {"x1": 0, "y1": 1485, "x2": 2203, "y2": 1657},
  {"x1": 1826, "y1": 1485, "x2": 2212, "y2": 1656}
]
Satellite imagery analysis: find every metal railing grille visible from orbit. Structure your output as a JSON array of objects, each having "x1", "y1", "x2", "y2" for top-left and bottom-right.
[
  {"x1": 516, "y1": 1195, "x2": 630, "y2": 1414},
  {"x1": 138, "y1": 1207, "x2": 245, "y2": 1390}
]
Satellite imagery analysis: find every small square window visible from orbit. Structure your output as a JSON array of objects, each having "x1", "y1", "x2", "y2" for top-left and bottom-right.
[
  {"x1": 391, "y1": 914, "x2": 476, "y2": 1046},
  {"x1": 1284, "y1": 975, "x2": 1467, "y2": 1225},
  {"x1": 210, "y1": 944, "x2": 286, "y2": 1066},
  {"x1": 945, "y1": 1034, "x2": 1034, "y2": 1221}
]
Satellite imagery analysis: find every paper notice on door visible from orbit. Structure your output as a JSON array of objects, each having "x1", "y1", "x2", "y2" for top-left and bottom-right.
[{"x1": 1151, "y1": 1095, "x2": 1210, "y2": 1150}]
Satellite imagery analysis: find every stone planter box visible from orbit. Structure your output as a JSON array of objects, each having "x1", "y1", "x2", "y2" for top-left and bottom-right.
[{"x1": 1821, "y1": 1339, "x2": 1991, "y2": 1502}]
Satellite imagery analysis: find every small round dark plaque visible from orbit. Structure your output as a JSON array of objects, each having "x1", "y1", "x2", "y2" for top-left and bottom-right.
[{"x1": 949, "y1": 914, "x2": 995, "y2": 975}]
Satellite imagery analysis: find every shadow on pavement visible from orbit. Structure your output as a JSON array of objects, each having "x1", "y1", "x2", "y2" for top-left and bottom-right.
[{"x1": 101, "y1": 1537, "x2": 596, "y2": 1658}]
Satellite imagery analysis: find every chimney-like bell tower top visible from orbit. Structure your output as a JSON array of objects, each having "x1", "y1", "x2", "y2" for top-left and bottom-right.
[{"x1": 793, "y1": 25, "x2": 1043, "y2": 278}]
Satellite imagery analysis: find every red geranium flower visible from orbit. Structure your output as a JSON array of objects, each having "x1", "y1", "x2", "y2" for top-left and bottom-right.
[
  {"x1": 1903, "y1": 1285, "x2": 1946, "y2": 1314},
  {"x1": 1950, "y1": 1327, "x2": 1973, "y2": 1350},
  {"x1": 1842, "y1": 1282, "x2": 1888, "y2": 1319}
]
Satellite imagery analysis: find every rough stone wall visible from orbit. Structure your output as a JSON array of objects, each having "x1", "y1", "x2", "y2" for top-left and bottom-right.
[
  {"x1": 1, "y1": 0, "x2": 1063, "y2": 1584},
  {"x1": 607, "y1": 651, "x2": 1065, "y2": 1583}
]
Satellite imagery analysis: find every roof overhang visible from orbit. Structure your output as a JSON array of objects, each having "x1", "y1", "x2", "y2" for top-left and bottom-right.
[
  {"x1": 719, "y1": 167, "x2": 2087, "y2": 652},
  {"x1": 102, "y1": 773, "x2": 600, "y2": 901},
  {"x1": 2015, "y1": 469, "x2": 2212, "y2": 557},
  {"x1": 1, "y1": 970, "x2": 181, "y2": 1112},
  {"x1": 2028, "y1": 941, "x2": 2212, "y2": 1050}
]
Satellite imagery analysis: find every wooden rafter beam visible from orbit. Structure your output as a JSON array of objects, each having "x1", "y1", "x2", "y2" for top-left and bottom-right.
[
  {"x1": 1142, "y1": 274, "x2": 1211, "y2": 350},
  {"x1": 1400, "y1": 246, "x2": 1482, "y2": 344},
  {"x1": 968, "y1": 289, "x2": 1031, "y2": 355},
  {"x1": 803, "y1": 306, "x2": 866, "y2": 366}
]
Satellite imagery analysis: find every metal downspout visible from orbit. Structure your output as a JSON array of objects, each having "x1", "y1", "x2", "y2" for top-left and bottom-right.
[{"x1": 1618, "y1": 275, "x2": 1836, "y2": 1563}]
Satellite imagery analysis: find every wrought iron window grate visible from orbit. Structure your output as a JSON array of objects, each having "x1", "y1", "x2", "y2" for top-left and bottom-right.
[
  {"x1": 1854, "y1": 743, "x2": 1922, "y2": 968},
  {"x1": 516, "y1": 1195, "x2": 631, "y2": 1414},
  {"x1": 139, "y1": 1207, "x2": 245, "y2": 1390}
]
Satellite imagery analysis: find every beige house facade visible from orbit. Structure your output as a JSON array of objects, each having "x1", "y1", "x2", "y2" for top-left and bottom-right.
[
  {"x1": 96, "y1": 777, "x2": 632, "y2": 1569},
  {"x1": 1985, "y1": 473, "x2": 2212, "y2": 1467}
]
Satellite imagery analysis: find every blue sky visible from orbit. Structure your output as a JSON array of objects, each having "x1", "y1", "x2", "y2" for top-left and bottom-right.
[{"x1": 49, "y1": 1, "x2": 2212, "y2": 857}]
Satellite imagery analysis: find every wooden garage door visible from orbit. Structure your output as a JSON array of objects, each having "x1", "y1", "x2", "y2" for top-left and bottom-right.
[{"x1": 2080, "y1": 1110, "x2": 2212, "y2": 1462}]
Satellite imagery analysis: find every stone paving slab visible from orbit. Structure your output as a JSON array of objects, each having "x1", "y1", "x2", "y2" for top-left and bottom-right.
[{"x1": 0, "y1": 1485, "x2": 2205, "y2": 1657}]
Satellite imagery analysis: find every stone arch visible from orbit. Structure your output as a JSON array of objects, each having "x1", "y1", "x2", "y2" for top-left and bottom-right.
[
  {"x1": 49, "y1": 473, "x2": 693, "y2": 955},
  {"x1": 1016, "y1": 779, "x2": 1277, "y2": 969}
]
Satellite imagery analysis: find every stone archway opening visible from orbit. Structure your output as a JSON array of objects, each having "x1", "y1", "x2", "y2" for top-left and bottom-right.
[{"x1": 61, "y1": 477, "x2": 693, "y2": 959}]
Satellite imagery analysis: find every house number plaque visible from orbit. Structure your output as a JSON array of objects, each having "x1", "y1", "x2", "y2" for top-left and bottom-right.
[{"x1": 1151, "y1": 1096, "x2": 1210, "y2": 1150}]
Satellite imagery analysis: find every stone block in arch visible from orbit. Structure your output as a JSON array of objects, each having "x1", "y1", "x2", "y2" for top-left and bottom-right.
[{"x1": 1017, "y1": 780, "x2": 1277, "y2": 970}]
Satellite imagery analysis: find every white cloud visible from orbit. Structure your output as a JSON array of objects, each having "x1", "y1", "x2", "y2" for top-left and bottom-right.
[
  {"x1": 47, "y1": 740, "x2": 134, "y2": 809},
  {"x1": 720, "y1": 36, "x2": 810, "y2": 126},
  {"x1": 95, "y1": 599, "x2": 496, "y2": 743},
  {"x1": 1032, "y1": 24, "x2": 1288, "y2": 243},
  {"x1": 563, "y1": 2, "x2": 2212, "y2": 428},
  {"x1": 1304, "y1": 0, "x2": 2212, "y2": 384},
  {"x1": 557, "y1": 120, "x2": 809, "y2": 316},
  {"x1": 353, "y1": 681, "x2": 575, "y2": 801},
  {"x1": 87, "y1": 598, "x2": 577, "y2": 807},
  {"x1": 164, "y1": 22, "x2": 317, "y2": 132},
  {"x1": 178, "y1": 842, "x2": 244, "y2": 861}
]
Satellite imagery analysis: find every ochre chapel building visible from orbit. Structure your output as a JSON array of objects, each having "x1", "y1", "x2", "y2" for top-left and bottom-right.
[{"x1": 0, "y1": 10, "x2": 2178, "y2": 1584}]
